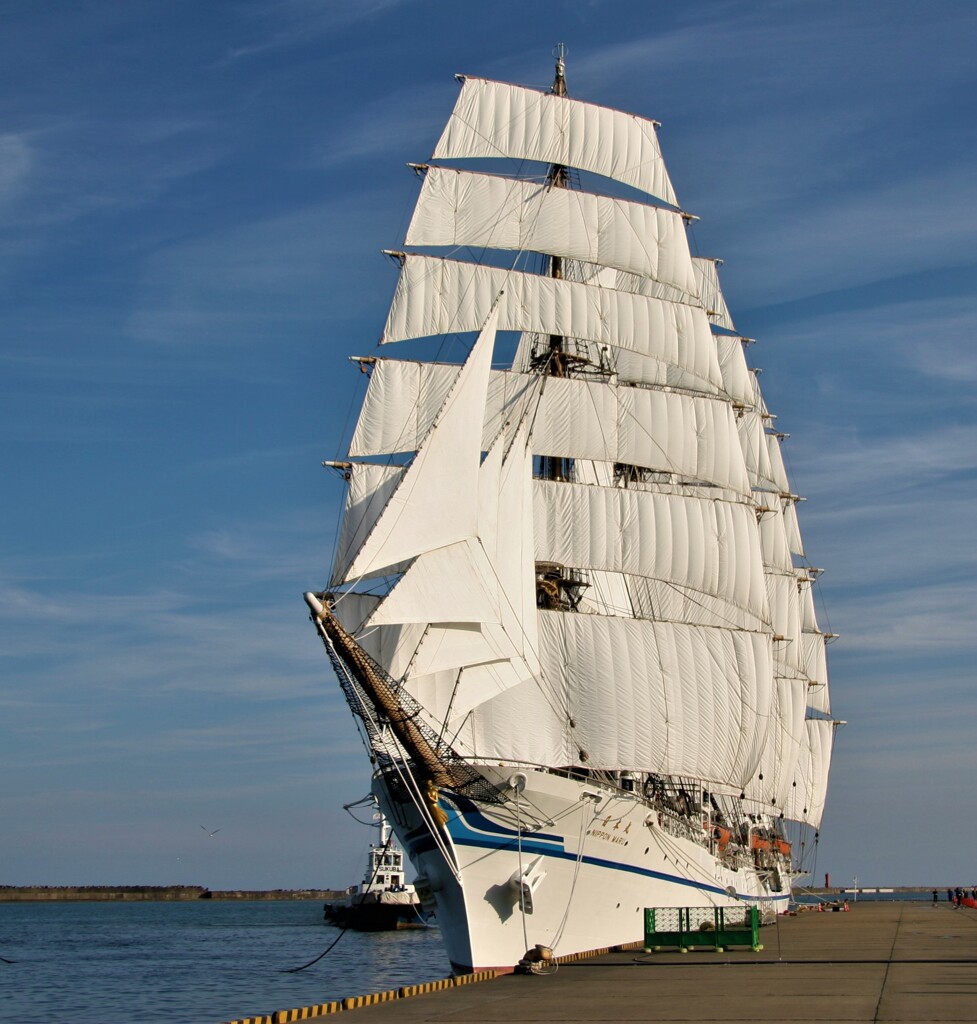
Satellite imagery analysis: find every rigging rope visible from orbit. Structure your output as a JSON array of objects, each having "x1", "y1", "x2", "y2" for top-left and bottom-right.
[
  {"x1": 550, "y1": 794, "x2": 596, "y2": 948},
  {"x1": 515, "y1": 787, "x2": 530, "y2": 955},
  {"x1": 282, "y1": 833, "x2": 393, "y2": 974}
]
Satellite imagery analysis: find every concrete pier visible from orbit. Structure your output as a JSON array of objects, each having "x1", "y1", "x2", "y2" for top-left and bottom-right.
[{"x1": 256, "y1": 902, "x2": 977, "y2": 1024}]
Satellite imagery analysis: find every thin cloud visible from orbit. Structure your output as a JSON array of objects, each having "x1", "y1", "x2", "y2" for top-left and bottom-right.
[
  {"x1": 0, "y1": 133, "x2": 32, "y2": 202},
  {"x1": 314, "y1": 84, "x2": 449, "y2": 167},
  {"x1": 123, "y1": 196, "x2": 397, "y2": 347},
  {"x1": 829, "y1": 579, "x2": 977, "y2": 655},
  {"x1": 220, "y1": 0, "x2": 413, "y2": 63}
]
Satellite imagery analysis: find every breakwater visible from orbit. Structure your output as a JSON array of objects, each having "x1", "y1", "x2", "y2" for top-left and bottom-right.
[{"x1": 0, "y1": 886, "x2": 344, "y2": 902}]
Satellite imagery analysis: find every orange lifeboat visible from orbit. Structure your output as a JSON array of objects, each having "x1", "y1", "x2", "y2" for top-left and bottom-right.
[
  {"x1": 775, "y1": 839, "x2": 791, "y2": 857},
  {"x1": 750, "y1": 834, "x2": 772, "y2": 852},
  {"x1": 711, "y1": 826, "x2": 732, "y2": 853}
]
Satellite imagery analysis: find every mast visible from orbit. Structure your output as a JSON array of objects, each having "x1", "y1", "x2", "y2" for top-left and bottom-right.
[
  {"x1": 536, "y1": 43, "x2": 587, "y2": 614},
  {"x1": 544, "y1": 43, "x2": 569, "y2": 381},
  {"x1": 378, "y1": 811, "x2": 392, "y2": 848}
]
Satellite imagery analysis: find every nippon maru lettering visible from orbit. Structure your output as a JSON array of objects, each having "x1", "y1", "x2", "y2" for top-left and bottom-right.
[{"x1": 304, "y1": 49, "x2": 839, "y2": 973}]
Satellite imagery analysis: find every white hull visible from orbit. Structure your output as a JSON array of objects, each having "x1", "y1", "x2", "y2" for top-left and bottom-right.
[{"x1": 375, "y1": 765, "x2": 788, "y2": 972}]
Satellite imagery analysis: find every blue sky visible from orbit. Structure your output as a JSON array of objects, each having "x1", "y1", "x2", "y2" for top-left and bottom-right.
[{"x1": 2, "y1": 0, "x2": 976, "y2": 892}]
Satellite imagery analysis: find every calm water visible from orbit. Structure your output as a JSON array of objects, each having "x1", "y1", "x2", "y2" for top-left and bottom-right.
[{"x1": 0, "y1": 900, "x2": 450, "y2": 1024}]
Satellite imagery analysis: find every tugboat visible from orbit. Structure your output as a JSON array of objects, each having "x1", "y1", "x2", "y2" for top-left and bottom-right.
[{"x1": 324, "y1": 814, "x2": 428, "y2": 930}]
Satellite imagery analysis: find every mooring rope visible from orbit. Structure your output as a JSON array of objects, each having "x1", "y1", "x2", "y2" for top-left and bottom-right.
[{"x1": 282, "y1": 835, "x2": 392, "y2": 974}]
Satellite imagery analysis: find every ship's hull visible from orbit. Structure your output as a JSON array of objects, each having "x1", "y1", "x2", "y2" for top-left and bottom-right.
[
  {"x1": 323, "y1": 890, "x2": 427, "y2": 931},
  {"x1": 375, "y1": 765, "x2": 788, "y2": 972}
]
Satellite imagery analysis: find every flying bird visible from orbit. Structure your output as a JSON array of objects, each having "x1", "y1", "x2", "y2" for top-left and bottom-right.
[{"x1": 200, "y1": 825, "x2": 222, "y2": 838}]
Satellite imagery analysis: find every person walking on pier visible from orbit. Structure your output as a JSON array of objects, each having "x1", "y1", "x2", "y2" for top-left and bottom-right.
[{"x1": 933, "y1": 890, "x2": 939, "y2": 906}]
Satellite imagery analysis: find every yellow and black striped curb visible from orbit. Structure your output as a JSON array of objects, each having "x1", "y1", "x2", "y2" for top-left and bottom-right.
[
  {"x1": 342, "y1": 989, "x2": 398, "y2": 1010},
  {"x1": 452, "y1": 969, "x2": 498, "y2": 985},
  {"x1": 275, "y1": 1005, "x2": 343, "y2": 1022},
  {"x1": 225, "y1": 943, "x2": 643, "y2": 1021},
  {"x1": 553, "y1": 939, "x2": 644, "y2": 965},
  {"x1": 224, "y1": 970, "x2": 499, "y2": 1023}
]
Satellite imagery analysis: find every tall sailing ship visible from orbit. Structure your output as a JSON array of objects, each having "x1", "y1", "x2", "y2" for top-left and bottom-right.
[{"x1": 305, "y1": 50, "x2": 839, "y2": 973}]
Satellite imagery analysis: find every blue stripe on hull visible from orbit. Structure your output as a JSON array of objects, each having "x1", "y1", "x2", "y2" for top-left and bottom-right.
[{"x1": 405, "y1": 793, "x2": 788, "y2": 905}]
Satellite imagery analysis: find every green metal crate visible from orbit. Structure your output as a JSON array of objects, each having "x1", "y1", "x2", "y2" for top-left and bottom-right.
[{"x1": 643, "y1": 905, "x2": 762, "y2": 952}]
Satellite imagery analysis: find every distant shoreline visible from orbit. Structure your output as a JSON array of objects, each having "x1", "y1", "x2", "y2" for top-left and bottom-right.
[
  {"x1": 1, "y1": 884, "x2": 947, "y2": 903},
  {"x1": 0, "y1": 886, "x2": 345, "y2": 902},
  {"x1": 805, "y1": 886, "x2": 950, "y2": 895}
]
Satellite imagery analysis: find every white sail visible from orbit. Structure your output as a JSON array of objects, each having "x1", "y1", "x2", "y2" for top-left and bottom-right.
[
  {"x1": 601, "y1": 266, "x2": 702, "y2": 307},
  {"x1": 692, "y1": 257, "x2": 735, "y2": 332},
  {"x1": 406, "y1": 167, "x2": 699, "y2": 296},
  {"x1": 482, "y1": 423, "x2": 540, "y2": 673},
  {"x1": 783, "y1": 718, "x2": 835, "y2": 828},
  {"x1": 331, "y1": 462, "x2": 406, "y2": 586},
  {"x1": 381, "y1": 254, "x2": 722, "y2": 394},
  {"x1": 767, "y1": 571, "x2": 804, "y2": 665},
  {"x1": 367, "y1": 538, "x2": 500, "y2": 626},
  {"x1": 755, "y1": 489, "x2": 794, "y2": 574},
  {"x1": 802, "y1": 633, "x2": 830, "y2": 714},
  {"x1": 714, "y1": 334, "x2": 755, "y2": 408},
  {"x1": 348, "y1": 359, "x2": 460, "y2": 460},
  {"x1": 766, "y1": 432, "x2": 791, "y2": 494},
  {"x1": 330, "y1": 592, "x2": 426, "y2": 679},
  {"x1": 402, "y1": 425, "x2": 542, "y2": 722},
  {"x1": 453, "y1": 672, "x2": 573, "y2": 767},
  {"x1": 798, "y1": 575, "x2": 817, "y2": 633},
  {"x1": 737, "y1": 411, "x2": 776, "y2": 491},
  {"x1": 465, "y1": 610, "x2": 773, "y2": 786},
  {"x1": 345, "y1": 307, "x2": 498, "y2": 580},
  {"x1": 583, "y1": 574, "x2": 767, "y2": 631},
  {"x1": 434, "y1": 77, "x2": 679, "y2": 207},
  {"x1": 784, "y1": 498, "x2": 805, "y2": 557},
  {"x1": 350, "y1": 359, "x2": 752, "y2": 494},
  {"x1": 372, "y1": 423, "x2": 539, "y2": 679},
  {"x1": 747, "y1": 677, "x2": 807, "y2": 811},
  {"x1": 533, "y1": 479, "x2": 768, "y2": 620}
]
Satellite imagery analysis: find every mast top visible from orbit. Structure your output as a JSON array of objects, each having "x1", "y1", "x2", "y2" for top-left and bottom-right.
[{"x1": 551, "y1": 42, "x2": 568, "y2": 97}]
